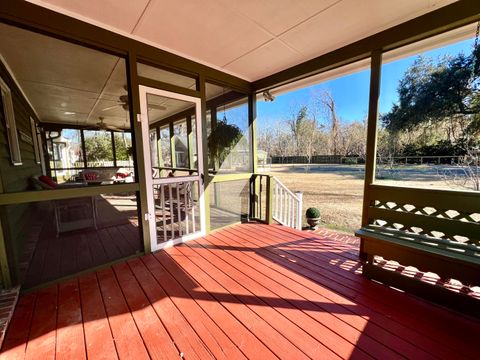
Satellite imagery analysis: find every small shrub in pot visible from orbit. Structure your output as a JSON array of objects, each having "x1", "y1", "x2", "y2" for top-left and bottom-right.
[{"x1": 305, "y1": 207, "x2": 321, "y2": 229}]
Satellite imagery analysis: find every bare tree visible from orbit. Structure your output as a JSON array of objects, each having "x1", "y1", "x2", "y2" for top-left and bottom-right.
[
  {"x1": 319, "y1": 91, "x2": 341, "y2": 155},
  {"x1": 286, "y1": 105, "x2": 322, "y2": 163},
  {"x1": 441, "y1": 147, "x2": 480, "y2": 191}
]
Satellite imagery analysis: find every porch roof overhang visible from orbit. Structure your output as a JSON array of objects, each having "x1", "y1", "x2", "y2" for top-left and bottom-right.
[
  {"x1": 14, "y1": 0, "x2": 461, "y2": 83},
  {"x1": 11, "y1": 0, "x2": 478, "y2": 86},
  {"x1": 0, "y1": 1, "x2": 478, "y2": 96}
]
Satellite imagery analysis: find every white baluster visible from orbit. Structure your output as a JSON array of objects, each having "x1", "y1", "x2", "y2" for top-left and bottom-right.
[
  {"x1": 176, "y1": 183, "x2": 182, "y2": 236},
  {"x1": 192, "y1": 181, "x2": 196, "y2": 232},
  {"x1": 184, "y1": 182, "x2": 189, "y2": 234},
  {"x1": 274, "y1": 182, "x2": 279, "y2": 219},
  {"x1": 295, "y1": 192, "x2": 303, "y2": 230},
  {"x1": 161, "y1": 184, "x2": 167, "y2": 242},
  {"x1": 169, "y1": 184, "x2": 174, "y2": 240}
]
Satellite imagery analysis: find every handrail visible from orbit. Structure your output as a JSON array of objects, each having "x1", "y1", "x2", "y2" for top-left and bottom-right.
[
  {"x1": 273, "y1": 176, "x2": 300, "y2": 201},
  {"x1": 271, "y1": 176, "x2": 303, "y2": 230}
]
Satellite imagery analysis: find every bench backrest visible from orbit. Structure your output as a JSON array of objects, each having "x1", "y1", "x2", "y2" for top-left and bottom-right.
[{"x1": 366, "y1": 185, "x2": 480, "y2": 247}]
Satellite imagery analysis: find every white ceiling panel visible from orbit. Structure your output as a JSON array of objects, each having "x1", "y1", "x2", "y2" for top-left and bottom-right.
[
  {"x1": 131, "y1": 0, "x2": 273, "y2": 67},
  {"x1": 0, "y1": 23, "x2": 118, "y2": 92},
  {"x1": 27, "y1": 0, "x2": 150, "y2": 33},
  {"x1": 280, "y1": 0, "x2": 456, "y2": 60},
  {"x1": 224, "y1": 39, "x2": 305, "y2": 80},
  {"x1": 219, "y1": 0, "x2": 340, "y2": 36},
  {"x1": 20, "y1": 0, "x2": 459, "y2": 82}
]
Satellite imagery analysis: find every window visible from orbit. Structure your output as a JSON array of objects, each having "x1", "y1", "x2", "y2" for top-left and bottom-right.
[
  {"x1": 205, "y1": 83, "x2": 250, "y2": 174},
  {"x1": 376, "y1": 23, "x2": 479, "y2": 191},
  {"x1": 0, "y1": 77, "x2": 21, "y2": 165},
  {"x1": 84, "y1": 130, "x2": 114, "y2": 167}
]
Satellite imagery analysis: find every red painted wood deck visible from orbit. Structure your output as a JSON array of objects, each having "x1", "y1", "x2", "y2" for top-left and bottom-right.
[{"x1": 2, "y1": 223, "x2": 479, "y2": 359}]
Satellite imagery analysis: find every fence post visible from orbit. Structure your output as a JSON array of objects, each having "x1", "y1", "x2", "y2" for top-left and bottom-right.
[
  {"x1": 266, "y1": 175, "x2": 273, "y2": 225},
  {"x1": 295, "y1": 191, "x2": 303, "y2": 230}
]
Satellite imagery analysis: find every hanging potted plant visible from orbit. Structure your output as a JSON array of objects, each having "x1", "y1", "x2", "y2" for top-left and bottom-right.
[{"x1": 305, "y1": 207, "x2": 321, "y2": 229}]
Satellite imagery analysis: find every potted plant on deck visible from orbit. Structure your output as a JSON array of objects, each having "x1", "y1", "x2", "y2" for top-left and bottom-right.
[{"x1": 305, "y1": 207, "x2": 321, "y2": 229}]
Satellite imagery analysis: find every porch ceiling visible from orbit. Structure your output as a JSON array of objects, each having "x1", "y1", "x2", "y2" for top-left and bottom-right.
[{"x1": 27, "y1": 0, "x2": 456, "y2": 81}]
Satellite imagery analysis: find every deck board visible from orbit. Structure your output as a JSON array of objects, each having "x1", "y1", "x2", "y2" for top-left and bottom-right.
[
  {"x1": 2, "y1": 223, "x2": 480, "y2": 359},
  {"x1": 24, "y1": 285, "x2": 57, "y2": 360},
  {"x1": 0, "y1": 293, "x2": 36, "y2": 360},
  {"x1": 241, "y1": 224, "x2": 479, "y2": 359},
  {"x1": 148, "y1": 253, "x2": 271, "y2": 359},
  {"x1": 79, "y1": 273, "x2": 118, "y2": 360},
  {"x1": 203, "y1": 230, "x2": 432, "y2": 359},
  {"x1": 130, "y1": 256, "x2": 213, "y2": 360},
  {"x1": 96, "y1": 267, "x2": 151, "y2": 360},
  {"x1": 135, "y1": 256, "x2": 246, "y2": 360},
  {"x1": 56, "y1": 279, "x2": 86, "y2": 360},
  {"x1": 112, "y1": 262, "x2": 181, "y2": 360}
]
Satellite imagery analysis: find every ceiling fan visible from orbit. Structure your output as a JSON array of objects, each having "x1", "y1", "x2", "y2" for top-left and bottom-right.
[
  {"x1": 101, "y1": 86, "x2": 167, "y2": 112},
  {"x1": 96, "y1": 117, "x2": 123, "y2": 132}
]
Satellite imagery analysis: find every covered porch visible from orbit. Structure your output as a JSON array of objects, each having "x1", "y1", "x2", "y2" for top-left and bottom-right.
[
  {"x1": 2, "y1": 223, "x2": 478, "y2": 359},
  {"x1": 0, "y1": 1, "x2": 479, "y2": 357}
]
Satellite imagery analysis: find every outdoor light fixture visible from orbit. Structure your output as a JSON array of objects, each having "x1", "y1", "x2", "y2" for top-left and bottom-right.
[{"x1": 263, "y1": 90, "x2": 275, "y2": 102}]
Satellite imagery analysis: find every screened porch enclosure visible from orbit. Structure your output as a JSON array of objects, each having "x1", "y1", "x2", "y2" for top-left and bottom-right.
[{"x1": 0, "y1": 0, "x2": 478, "y2": 347}]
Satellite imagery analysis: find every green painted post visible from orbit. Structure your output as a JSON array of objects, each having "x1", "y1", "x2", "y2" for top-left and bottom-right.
[
  {"x1": 186, "y1": 114, "x2": 194, "y2": 172},
  {"x1": 249, "y1": 174, "x2": 256, "y2": 220},
  {"x1": 199, "y1": 75, "x2": 211, "y2": 234},
  {"x1": 266, "y1": 175, "x2": 273, "y2": 224},
  {"x1": 249, "y1": 93, "x2": 258, "y2": 174},
  {"x1": 169, "y1": 121, "x2": 176, "y2": 170},
  {"x1": 361, "y1": 50, "x2": 382, "y2": 260},
  {"x1": 127, "y1": 51, "x2": 152, "y2": 254}
]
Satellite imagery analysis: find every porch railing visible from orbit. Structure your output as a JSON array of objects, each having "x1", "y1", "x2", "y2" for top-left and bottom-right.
[
  {"x1": 271, "y1": 176, "x2": 303, "y2": 230},
  {"x1": 250, "y1": 174, "x2": 303, "y2": 230}
]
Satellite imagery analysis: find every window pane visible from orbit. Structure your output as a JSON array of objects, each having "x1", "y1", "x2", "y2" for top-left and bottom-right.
[
  {"x1": 256, "y1": 58, "x2": 370, "y2": 232},
  {"x1": 3, "y1": 191, "x2": 142, "y2": 288},
  {"x1": 206, "y1": 83, "x2": 250, "y2": 174},
  {"x1": 159, "y1": 126, "x2": 172, "y2": 169},
  {"x1": 377, "y1": 23, "x2": 479, "y2": 191},
  {"x1": 210, "y1": 179, "x2": 249, "y2": 230},
  {"x1": 84, "y1": 130, "x2": 114, "y2": 166},
  {"x1": 173, "y1": 119, "x2": 189, "y2": 168},
  {"x1": 47, "y1": 129, "x2": 84, "y2": 183},
  {"x1": 114, "y1": 132, "x2": 134, "y2": 175}
]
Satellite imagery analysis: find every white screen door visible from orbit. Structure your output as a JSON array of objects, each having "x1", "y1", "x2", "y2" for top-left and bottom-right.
[{"x1": 139, "y1": 86, "x2": 206, "y2": 251}]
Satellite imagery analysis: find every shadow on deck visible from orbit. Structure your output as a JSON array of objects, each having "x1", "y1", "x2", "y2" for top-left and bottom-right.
[{"x1": 1, "y1": 223, "x2": 479, "y2": 359}]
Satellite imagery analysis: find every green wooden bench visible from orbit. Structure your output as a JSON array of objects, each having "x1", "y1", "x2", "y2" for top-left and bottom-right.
[{"x1": 356, "y1": 185, "x2": 480, "y2": 318}]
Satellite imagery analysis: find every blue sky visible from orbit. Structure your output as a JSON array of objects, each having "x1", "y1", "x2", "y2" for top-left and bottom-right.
[{"x1": 256, "y1": 36, "x2": 475, "y2": 130}]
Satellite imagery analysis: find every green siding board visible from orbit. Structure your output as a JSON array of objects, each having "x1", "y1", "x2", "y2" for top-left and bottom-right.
[{"x1": 0, "y1": 58, "x2": 42, "y2": 288}]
